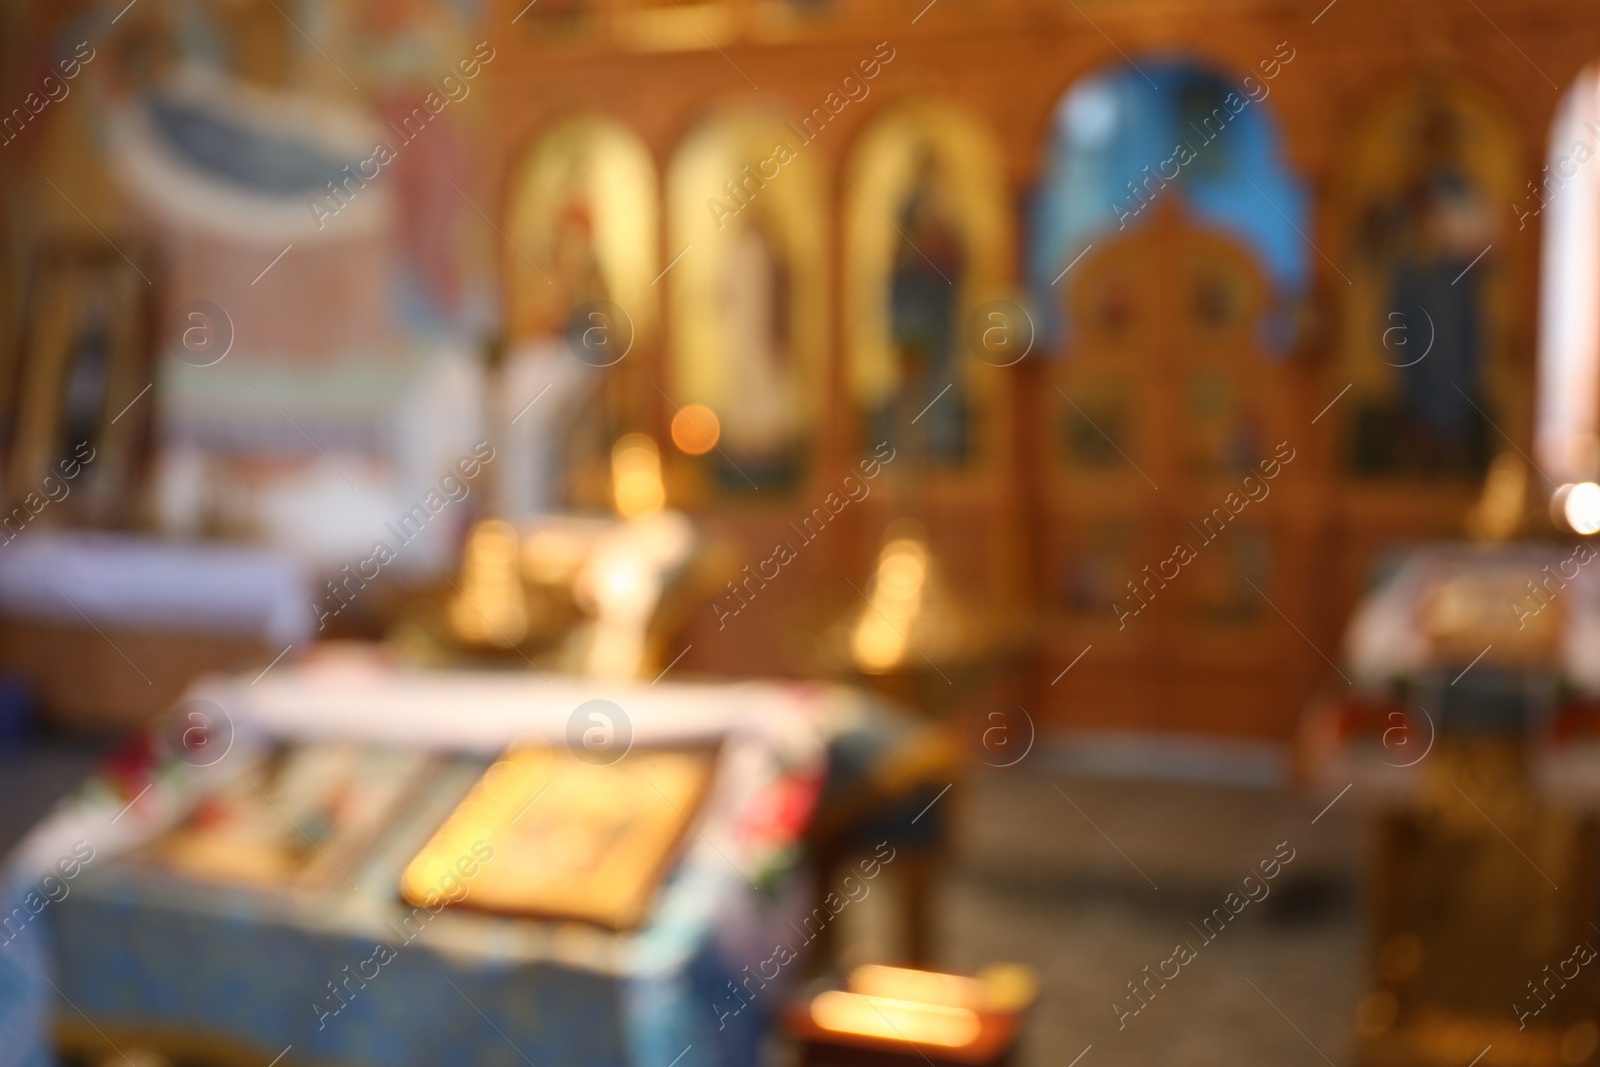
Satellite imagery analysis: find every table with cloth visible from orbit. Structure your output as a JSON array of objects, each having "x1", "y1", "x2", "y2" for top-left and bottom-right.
[
  {"x1": 0, "y1": 665, "x2": 951, "y2": 1067},
  {"x1": 1299, "y1": 543, "x2": 1600, "y2": 1067}
]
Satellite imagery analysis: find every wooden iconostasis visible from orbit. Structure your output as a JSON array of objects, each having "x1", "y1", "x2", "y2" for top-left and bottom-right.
[{"x1": 486, "y1": 0, "x2": 1592, "y2": 740}]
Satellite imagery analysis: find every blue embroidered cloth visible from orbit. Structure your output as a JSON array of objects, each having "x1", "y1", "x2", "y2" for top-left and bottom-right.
[
  {"x1": 0, "y1": 672, "x2": 940, "y2": 1067},
  {"x1": 0, "y1": 673, "x2": 862, "y2": 1067}
]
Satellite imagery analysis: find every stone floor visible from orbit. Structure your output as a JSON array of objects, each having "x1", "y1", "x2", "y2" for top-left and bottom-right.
[
  {"x1": 0, "y1": 736, "x2": 103, "y2": 855},
  {"x1": 928, "y1": 761, "x2": 1364, "y2": 1067}
]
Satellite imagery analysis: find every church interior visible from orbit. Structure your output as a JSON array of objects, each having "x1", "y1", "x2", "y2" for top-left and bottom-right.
[{"x1": 5, "y1": 0, "x2": 1600, "y2": 1064}]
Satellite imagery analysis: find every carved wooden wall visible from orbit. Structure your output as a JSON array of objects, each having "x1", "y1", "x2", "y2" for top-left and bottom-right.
[{"x1": 485, "y1": 0, "x2": 1600, "y2": 738}]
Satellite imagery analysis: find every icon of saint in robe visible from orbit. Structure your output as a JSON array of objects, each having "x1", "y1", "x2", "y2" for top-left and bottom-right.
[
  {"x1": 521, "y1": 158, "x2": 609, "y2": 343},
  {"x1": 58, "y1": 290, "x2": 114, "y2": 472},
  {"x1": 715, "y1": 214, "x2": 798, "y2": 489},
  {"x1": 876, "y1": 151, "x2": 969, "y2": 467},
  {"x1": 1355, "y1": 104, "x2": 1497, "y2": 477},
  {"x1": 511, "y1": 158, "x2": 619, "y2": 512}
]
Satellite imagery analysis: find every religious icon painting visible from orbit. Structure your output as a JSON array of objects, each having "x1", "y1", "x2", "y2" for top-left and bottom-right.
[
  {"x1": 1175, "y1": 227, "x2": 1278, "y2": 479},
  {"x1": 1182, "y1": 524, "x2": 1270, "y2": 627},
  {"x1": 1330, "y1": 75, "x2": 1525, "y2": 481},
  {"x1": 1056, "y1": 515, "x2": 1141, "y2": 620},
  {"x1": 504, "y1": 116, "x2": 657, "y2": 348},
  {"x1": 667, "y1": 106, "x2": 826, "y2": 494},
  {"x1": 504, "y1": 117, "x2": 658, "y2": 509},
  {"x1": 1048, "y1": 235, "x2": 1153, "y2": 487},
  {"x1": 8, "y1": 241, "x2": 156, "y2": 527},
  {"x1": 401, "y1": 742, "x2": 719, "y2": 930},
  {"x1": 1059, "y1": 374, "x2": 1136, "y2": 474},
  {"x1": 844, "y1": 101, "x2": 1012, "y2": 475},
  {"x1": 1183, "y1": 371, "x2": 1269, "y2": 479},
  {"x1": 137, "y1": 743, "x2": 436, "y2": 894}
]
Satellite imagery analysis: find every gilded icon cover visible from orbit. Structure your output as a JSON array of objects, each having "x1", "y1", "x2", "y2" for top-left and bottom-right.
[
  {"x1": 400, "y1": 743, "x2": 719, "y2": 930},
  {"x1": 139, "y1": 743, "x2": 435, "y2": 893}
]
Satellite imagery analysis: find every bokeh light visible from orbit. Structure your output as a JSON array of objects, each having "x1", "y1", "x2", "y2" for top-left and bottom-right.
[
  {"x1": 611, "y1": 433, "x2": 666, "y2": 520},
  {"x1": 1565, "y1": 481, "x2": 1600, "y2": 535},
  {"x1": 670, "y1": 404, "x2": 721, "y2": 456}
]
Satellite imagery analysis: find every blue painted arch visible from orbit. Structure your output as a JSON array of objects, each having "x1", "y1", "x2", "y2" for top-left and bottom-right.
[{"x1": 1030, "y1": 56, "x2": 1310, "y2": 352}]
